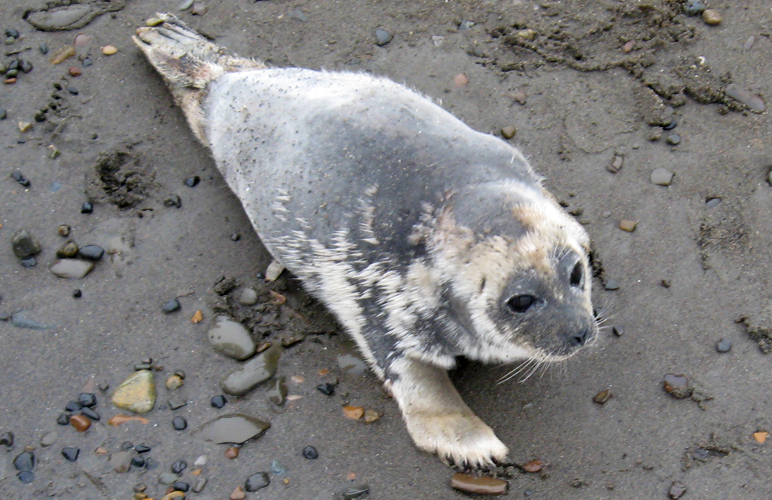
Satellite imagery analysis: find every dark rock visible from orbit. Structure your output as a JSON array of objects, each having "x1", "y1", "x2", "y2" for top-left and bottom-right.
[
  {"x1": 120, "y1": 441, "x2": 134, "y2": 450},
  {"x1": 11, "y1": 171, "x2": 30, "y2": 187},
  {"x1": 303, "y1": 445, "x2": 319, "y2": 459},
  {"x1": 163, "y1": 299, "x2": 181, "y2": 314},
  {"x1": 666, "y1": 133, "x2": 681, "y2": 146},
  {"x1": 172, "y1": 416, "x2": 187, "y2": 430},
  {"x1": 185, "y1": 176, "x2": 200, "y2": 187},
  {"x1": 78, "y1": 393, "x2": 96, "y2": 407},
  {"x1": 81, "y1": 201, "x2": 93, "y2": 214},
  {"x1": 316, "y1": 383, "x2": 335, "y2": 396},
  {"x1": 173, "y1": 481, "x2": 190, "y2": 492},
  {"x1": 171, "y1": 460, "x2": 187, "y2": 474},
  {"x1": 80, "y1": 407, "x2": 100, "y2": 421},
  {"x1": 11, "y1": 229, "x2": 41, "y2": 259},
  {"x1": 62, "y1": 447, "x2": 79, "y2": 462},
  {"x1": 56, "y1": 412, "x2": 70, "y2": 425},
  {"x1": 604, "y1": 279, "x2": 620, "y2": 291},
  {"x1": 612, "y1": 325, "x2": 624, "y2": 337},
  {"x1": 0, "y1": 431, "x2": 14, "y2": 447},
  {"x1": 210, "y1": 395, "x2": 227, "y2": 408},
  {"x1": 131, "y1": 455, "x2": 146, "y2": 468},
  {"x1": 13, "y1": 451, "x2": 35, "y2": 471},
  {"x1": 78, "y1": 245, "x2": 104, "y2": 261},
  {"x1": 245, "y1": 472, "x2": 270, "y2": 492},
  {"x1": 18, "y1": 471, "x2": 34, "y2": 484},
  {"x1": 375, "y1": 28, "x2": 393, "y2": 46},
  {"x1": 73, "y1": 289, "x2": 82, "y2": 298},
  {"x1": 135, "y1": 444, "x2": 151, "y2": 454},
  {"x1": 65, "y1": 401, "x2": 82, "y2": 412}
]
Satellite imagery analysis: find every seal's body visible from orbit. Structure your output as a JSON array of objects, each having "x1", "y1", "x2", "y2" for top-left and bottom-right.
[{"x1": 134, "y1": 15, "x2": 597, "y2": 468}]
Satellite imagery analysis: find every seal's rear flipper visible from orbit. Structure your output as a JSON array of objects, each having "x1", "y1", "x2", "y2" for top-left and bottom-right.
[{"x1": 132, "y1": 13, "x2": 265, "y2": 145}]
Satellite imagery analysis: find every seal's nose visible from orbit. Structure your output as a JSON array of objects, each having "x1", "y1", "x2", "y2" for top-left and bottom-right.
[{"x1": 567, "y1": 328, "x2": 592, "y2": 348}]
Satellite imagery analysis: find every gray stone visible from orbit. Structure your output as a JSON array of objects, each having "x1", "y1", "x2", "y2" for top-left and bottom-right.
[
  {"x1": 221, "y1": 344, "x2": 282, "y2": 396},
  {"x1": 375, "y1": 28, "x2": 393, "y2": 46},
  {"x1": 12, "y1": 229, "x2": 42, "y2": 259},
  {"x1": 238, "y1": 287, "x2": 259, "y2": 305},
  {"x1": 50, "y1": 259, "x2": 94, "y2": 279},
  {"x1": 194, "y1": 414, "x2": 270, "y2": 444},
  {"x1": 650, "y1": 168, "x2": 674, "y2": 186},
  {"x1": 207, "y1": 315, "x2": 256, "y2": 361},
  {"x1": 193, "y1": 477, "x2": 208, "y2": 493},
  {"x1": 39, "y1": 431, "x2": 58, "y2": 447},
  {"x1": 158, "y1": 472, "x2": 178, "y2": 485},
  {"x1": 111, "y1": 451, "x2": 133, "y2": 473}
]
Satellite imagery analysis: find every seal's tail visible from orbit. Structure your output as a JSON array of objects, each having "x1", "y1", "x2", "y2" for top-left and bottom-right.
[{"x1": 132, "y1": 13, "x2": 265, "y2": 144}]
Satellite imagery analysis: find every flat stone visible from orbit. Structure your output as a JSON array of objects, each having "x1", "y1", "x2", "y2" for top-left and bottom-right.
[
  {"x1": 111, "y1": 450, "x2": 133, "y2": 473},
  {"x1": 245, "y1": 472, "x2": 270, "y2": 492},
  {"x1": 221, "y1": 343, "x2": 282, "y2": 396},
  {"x1": 702, "y1": 9, "x2": 722, "y2": 25},
  {"x1": 158, "y1": 472, "x2": 178, "y2": 485},
  {"x1": 12, "y1": 229, "x2": 41, "y2": 259},
  {"x1": 663, "y1": 373, "x2": 693, "y2": 399},
  {"x1": 374, "y1": 28, "x2": 392, "y2": 46},
  {"x1": 112, "y1": 370, "x2": 156, "y2": 414},
  {"x1": 451, "y1": 473, "x2": 507, "y2": 495},
  {"x1": 40, "y1": 431, "x2": 58, "y2": 447},
  {"x1": 501, "y1": 125, "x2": 516, "y2": 139},
  {"x1": 50, "y1": 259, "x2": 94, "y2": 279},
  {"x1": 716, "y1": 338, "x2": 732, "y2": 353},
  {"x1": 650, "y1": 168, "x2": 674, "y2": 186},
  {"x1": 208, "y1": 315, "x2": 257, "y2": 361},
  {"x1": 725, "y1": 84, "x2": 766, "y2": 113},
  {"x1": 194, "y1": 414, "x2": 271, "y2": 444},
  {"x1": 619, "y1": 220, "x2": 637, "y2": 232}
]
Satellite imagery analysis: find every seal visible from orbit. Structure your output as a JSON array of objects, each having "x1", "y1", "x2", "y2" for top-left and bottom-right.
[{"x1": 134, "y1": 14, "x2": 598, "y2": 468}]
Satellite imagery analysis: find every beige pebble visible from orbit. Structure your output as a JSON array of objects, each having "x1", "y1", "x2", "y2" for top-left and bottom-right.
[
  {"x1": 165, "y1": 374, "x2": 184, "y2": 390},
  {"x1": 702, "y1": 9, "x2": 722, "y2": 26},
  {"x1": 454, "y1": 73, "x2": 468, "y2": 87},
  {"x1": 102, "y1": 45, "x2": 118, "y2": 55},
  {"x1": 18, "y1": 121, "x2": 32, "y2": 132},
  {"x1": 622, "y1": 40, "x2": 635, "y2": 53},
  {"x1": 619, "y1": 220, "x2": 638, "y2": 232},
  {"x1": 230, "y1": 485, "x2": 246, "y2": 500},
  {"x1": 146, "y1": 17, "x2": 164, "y2": 27},
  {"x1": 161, "y1": 491, "x2": 185, "y2": 500},
  {"x1": 363, "y1": 409, "x2": 380, "y2": 423},
  {"x1": 343, "y1": 406, "x2": 364, "y2": 420},
  {"x1": 517, "y1": 29, "x2": 537, "y2": 41},
  {"x1": 501, "y1": 125, "x2": 517, "y2": 139},
  {"x1": 112, "y1": 370, "x2": 156, "y2": 413}
]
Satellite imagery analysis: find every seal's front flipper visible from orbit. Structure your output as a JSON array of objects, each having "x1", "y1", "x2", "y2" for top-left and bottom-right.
[{"x1": 386, "y1": 356, "x2": 509, "y2": 468}]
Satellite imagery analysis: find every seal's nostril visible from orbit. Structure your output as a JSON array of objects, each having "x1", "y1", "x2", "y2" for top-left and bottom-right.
[
  {"x1": 570, "y1": 261, "x2": 583, "y2": 288},
  {"x1": 569, "y1": 328, "x2": 590, "y2": 347}
]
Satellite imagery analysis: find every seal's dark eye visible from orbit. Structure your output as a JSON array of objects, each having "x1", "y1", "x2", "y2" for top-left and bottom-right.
[
  {"x1": 506, "y1": 294, "x2": 537, "y2": 313},
  {"x1": 570, "y1": 262, "x2": 583, "y2": 288}
]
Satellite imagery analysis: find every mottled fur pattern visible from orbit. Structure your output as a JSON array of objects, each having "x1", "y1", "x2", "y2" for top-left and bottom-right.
[{"x1": 134, "y1": 14, "x2": 598, "y2": 468}]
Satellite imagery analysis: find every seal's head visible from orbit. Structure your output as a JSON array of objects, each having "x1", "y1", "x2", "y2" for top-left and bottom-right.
[{"x1": 431, "y1": 181, "x2": 597, "y2": 364}]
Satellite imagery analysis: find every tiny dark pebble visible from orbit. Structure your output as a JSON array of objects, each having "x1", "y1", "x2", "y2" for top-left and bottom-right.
[
  {"x1": 131, "y1": 456, "x2": 146, "y2": 468},
  {"x1": 135, "y1": 444, "x2": 151, "y2": 454},
  {"x1": 0, "y1": 108, "x2": 6, "y2": 120},
  {"x1": 72, "y1": 289, "x2": 82, "y2": 298},
  {"x1": 20, "y1": 257, "x2": 37, "y2": 268},
  {"x1": 79, "y1": 245, "x2": 104, "y2": 261},
  {"x1": 62, "y1": 447, "x2": 79, "y2": 462},
  {"x1": 34, "y1": 111, "x2": 46, "y2": 123},
  {"x1": 163, "y1": 299, "x2": 181, "y2": 314},
  {"x1": 18, "y1": 471, "x2": 34, "y2": 484},
  {"x1": 173, "y1": 481, "x2": 190, "y2": 492},
  {"x1": 20, "y1": 60, "x2": 32, "y2": 74},
  {"x1": 604, "y1": 279, "x2": 620, "y2": 291},
  {"x1": 660, "y1": 279, "x2": 672, "y2": 288},
  {"x1": 0, "y1": 431, "x2": 14, "y2": 447},
  {"x1": 172, "y1": 416, "x2": 187, "y2": 430},
  {"x1": 65, "y1": 401, "x2": 81, "y2": 412},
  {"x1": 612, "y1": 325, "x2": 624, "y2": 337},
  {"x1": 56, "y1": 413, "x2": 70, "y2": 425},
  {"x1": 303, "y1": 445, "x2": 319, "y2": 459},
  {"x1": 57, "y1": 225, "x2": 70, "y2": 237},
  {"x1": 230, "y1": 233, "x2": 240, "y2": 241},
  {"x1": 80, "y1": 407, "x2": 100, "y2": 421},
  {"x1": 716, "y1": 338, "x2": 732, "y2": 353},
  {"x1": 13, "y1": 451, "x2": 35, "y2": 471},
  {"x1": 185, "y1": 176, "x2": 200, "y2": 187},
  {"x1": 593, "y1": 389, "x2": 612, "y2": 404},
  {"x1": 317, "y1": 383, "x2": 335, "y2": 396},
  {"x1": 8, "y1": 60, "x2": 19, "y2": 70},
  {"x1": 40, "y1": 43, "x2": 48, "y2": 54},
  {"x1": 168, "y1": 398, "x2": 187, "y2": 410},
  {"x1": 171, "y1": 460, "x2": 187, "y2": 474},
  {"x1": 663, "y1": 115, "x2": 678, "y2": 130},
  {"x1": 245, "y1": 472, "x2": 270, "y2": 492},
  {"x1": 5, "y1": 29, "x2": 19, "y2": 38},
  {"x1": 81, "y1": 201, "x2": 93, "y2": 214},
  {"x1": 11, "y1": 171, "x2": 30, "y2": 187},
  {"x1": 210, "y1": 394, "x2": 227, "y2": 408},
  {"x1": 120, "y1": 441, "x2": 134, "y2": 450},
  {"x1": 666, "y1": 133, "x2": 681, "y2": 146},
  {"x1": 78, "y1": 393, "x2": 96, "y2": 407}
]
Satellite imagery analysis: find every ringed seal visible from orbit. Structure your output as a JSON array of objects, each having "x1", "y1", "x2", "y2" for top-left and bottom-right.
[{"x1": 133, "y1": 14, "x2": 598, "y2": 468}]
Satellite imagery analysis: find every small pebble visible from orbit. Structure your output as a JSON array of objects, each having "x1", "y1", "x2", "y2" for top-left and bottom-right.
[
  {"x1": 166, "y1": 374, "x2": 184, "y2": 390},
  {"x1": 79, "y1": 245, "x2": 105, "y2": 261},
  {"x1": 683, "y1": 0, "x2": 706, "y2": 15},
  {"x1": 225, "y1": 446, "x2": 239, "y2": 459},
  {"x1": 221, "y1": 343, "x2": 283, "y2": 396},
  {"x1": 58, "y1": 224, "x2": 71, "y2": 237},
  {"x1": 612, "y1": 325, "x2": 624, "y2": 337},
  {"x1": 136, "y1": 444, "x2": 151, "y2": 453},
  {"x1": 716, "y1": 338, "x2": 732, "y2": 353},
  {"x1": 341, "y1": 485, "x2": 370, "y2": 500},
  {"x1": 230, "y1": 233, "x2": 240, "y2": 241},
  {"x1": 619, "y1": 220, "x2": 637, "y2": 232},
  {"x1": 178, "y1": 0, "x2": 194, "y2": 10},
  {"x1": 18, "y1": 470, "x2": 34, "y2": 483},
  {"x1": 669, "y1": 481, "x2": 687, "y2": 499},
  {"x1": 210, "y1": 394, "x2": 227, "y2": 408},
  {"x1": 245, "y1": 472, "x2": 270, "y2": 492},
  {"x1": 172, "y1": 416, "x2": 187, "y2": 430},
  {"x1": 607, "y1": 154, "x2": 624, "y2": 173},
  {"x1": 164, "y1": 194, "x2": 182, "y2": 208},
  {"x1": 666, "y1": 133, "x2": 681, "y2": 146},
  {"x1": 112, "y1": 370, "x2": 156, "y2": 413},
  {"x1": 663, "y1": 373, "x2": 693, "y2": 399},
  {"x1": 650, "y1": 168, "x2": 674, "y2": 186},
  {"x1": 0, "y1": 108, "x2": 6, "y2": 120},
  {"x1": 725, "y1": 84, "x2": 766, "y2": 113},
  {"x1": 622, "y1": 40, "x2": 635, "y2": 53},
  {"x1": 185, "y1": 176, "x2": 200, "y2": 187},
  {"x1": 163, "y1": 299, "x2": 181, "y2": 313},
  {"x1": 81, "y1": 201, "x2": 93, "y2": 214},
  {"x1": 374, "y1": 28, "x2": 393, "y2": 46},
  {"x1": 62, "y1": 447, "x2": 80, "y2": 462},
  {"x1": 80, "y1": 407, "x2": 100, "y2": 421},
  {"x1": 171, "y1": 460, "x2": 187, "y2": 474},
  {"x1": 173, "y1": 480, "x2": 190, "y2": 492},
  {"x1": 70, "y1": 414, "x2": 91, "y2": 432},
  {"x1": 195, "y1": 414, "x2": 271, "y2": 444},
  {"x1": 663, "y1": 115, "x2": 678, "y2": 131},
  {"x1": 68, "y1": 67, "x2": 81, "y2": 77},
  {"x1": 230, "y1": 485, "x2": 247, "y2": 500},
  {"x1": 454, "y1": 73, "x2": 468, "y2": 87},
  {"x1": 303, "y1": 445, "x2": 319, "y2": 459},
  {"x1": 131, "y1": 456, "x2": 145, "y2": 467},
  {"x1": 159, "y1": 472, "x2": 178, "y2": 484},
  {"x1": 14, "y1": 452, "x2": 35, "y2": 471},
  {"x1": 363, "y1": 409, "x2": 380, "y2": 424},
  {"x1": 191, "y1": 2, "x2": 208, "y2": 15},
  {"x1": 501, "y1": 125, "x2": 516, "y2": 139},
  {"x1": 343, "y1": 406, "x2": 364, "y2": 420},
  {"x1": 238, "y1": 287, "x2": 259, "y2": 305},
  {"x1": 0, "y1": 431, "x2": 14, "y2": 447},
  {"x1": 191, "y1": 310, "x2": 203, "y2": 323},
  {"x1": 40, "y1": 431, "x2": 59, "y2": 448},
  {"x1": 593, "y1": 389, "x2": 612, "y2": 404},
  {"x1": 56, "y1": 240, "x2": 79, "y2": 258},
  {"x1": 11, "y1": 171, "x2": 30, "y2": 187},
  {"x1": 20, "y1": 257, "x2": 37, "y2": 268},
  {"x1": 102, "y1": 45, "x2": 117, "y2": 55},
  {"x1": 317, "y1": 383, "x2": 335, "y2": 396},
  {"x1": 522, "y1": 459, "x2": 543, "y2": 473},
  {"x1": 753, "y1": 431, "x2": 768, "y2": 444},
  {"x1": 193, "y1": 477, "x2": 208, "y2": 492},
  {"x1": 112, "y1": 451, "x2": 133, "y2": 473},
  {"x1": 702, "y1": 9, "x2": 722, "y2": 26},
  {"x1": 12, "y1": 229, "x2": 41, "y2": 259},
  {"x1": 208, "y1": 315, "x2": 257, "y2": 361},
  {"x1": 82, "y1": 58, "x2": 92, "y2": 67},
  {"x1": 604, "y1": 279, "x2": 619, "y2": 291},
  {"x1": 56, "y1": 413, "x2": 70, "y2": 425},
  {"x1": 706, "y1": 197, "x2": 721, "y2": 208},
  {"x1": 65, "y1": 401, "x2": 82, "y2": 412},
  {"x1": 451, "y1": 473, "x2": 507, "y2": 495}
]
